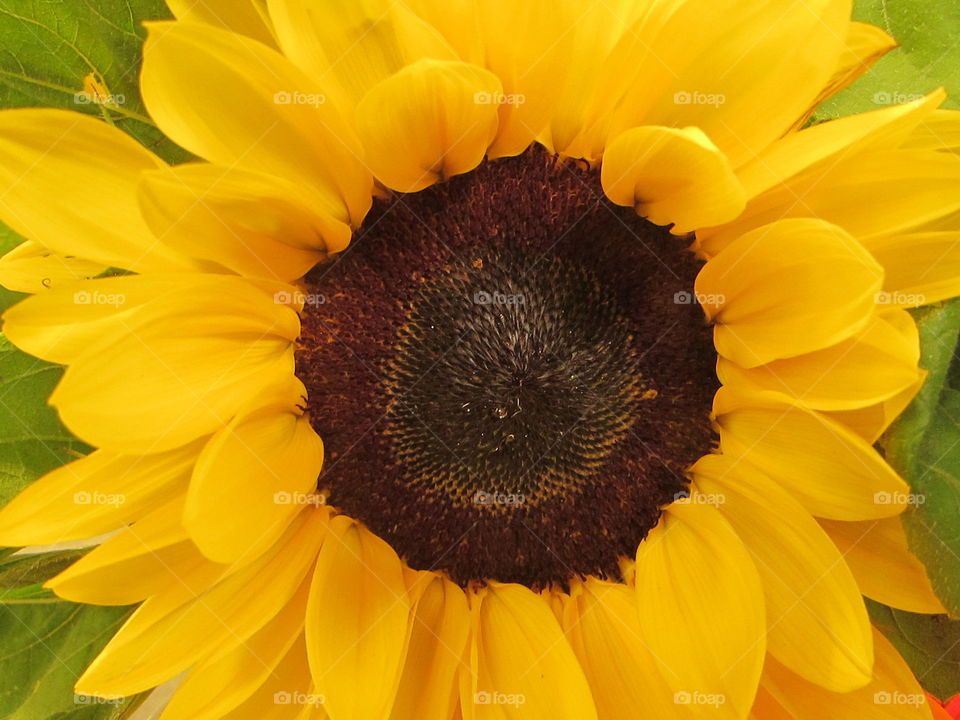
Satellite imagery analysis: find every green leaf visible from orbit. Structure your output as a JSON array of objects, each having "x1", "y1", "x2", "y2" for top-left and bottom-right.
[
  {"x1": 0, "y1": 0, "x2": 188, "y2": 163},
  {"x1": 883, "y1": 300, "x2": 960, "y2": 616},
  {"x1": 0, "y1": 550, "x2": 87, "y2": 591},
  {"x1": 869, "y1": 600, "x2": 960, "y2": 700},
  {"x1": 814, "y1": 0, "x2": 960, "y2": 121},
  {"x1": 0, "y1": 601, "x2": 144, "y2": 719}
]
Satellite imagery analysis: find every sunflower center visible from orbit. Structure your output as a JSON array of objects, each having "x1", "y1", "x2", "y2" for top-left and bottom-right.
[{"x1": 296, "y1": 146, "x2": 718, "y2": 588}]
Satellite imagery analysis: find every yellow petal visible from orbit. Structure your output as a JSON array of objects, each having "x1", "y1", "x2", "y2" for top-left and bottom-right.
[
  {"x1": 863, "y1": 231, "x2": 960, "y2": 306},
  {"x1": 404, "y1": 0, "x2": 484, "y2": 65},
  {"x1": 477, "y1": 0, "x2": 577, "y2": 159},
  {"x1": 693, "y1": 455, "x2": 873, "y2": 692},
  {"x1": 0, "y1": 443, "x2": 198, "y2": 547},
  {"x1": 464, "y1": 582, "x2": 596, "y2": 720},
  {"x1": 186, "y1": 380, "x2": 324, "y2": 564},
  {"x1": 0, "y1": 109, "x2": 191, "y2": 272},
  {"x1": 218, "y1": 635, "x2": 318, "y2": 720},
  {"x1": 355, "y1": 59, "x2": 501, "y2": 192},
  {"x1": 159, "y1": 580, "x2": 310, "y2": 720},
  {"x1": 822, "y1": 377, "x2": 924, "y2": 444},
  {"x1": 139, "y1": 163, "x2": 351, "y2": 282},
  {"x1": 761, "y1": 629, "x2": 933, "y2": 720},
  {"x1": 562, "y1": 578, "x2": 692, "y2": 720},
  {"x1": 47, "y1": 278, "x2": 300, "y2": 453},
  {"x1": 714, "y1": 388, "x2": 910, "y2": 520},
  {"x1": 716, "y1": 310, "x2": 922, "y2": 410},
  {"x1": 791, "y1": 22, "x2": 899, "y2": 130},
  {"x1": 76, "y1": 507, "x2": 328, "y2": 697},
  {"x1": 903, "y1": 108, "x2": 960, "y2": 151},
  {"x1": 601, "y1": 125, "x2": 746, "y2": 233},
  {"x1": 390, "y1": 574, "x2": 469, "y2": 720},
  {"x1": 2, "y1": 273, "x2": 282, "y2": 364},
  {"x1": 141, "y1": 21, "x2": 372, "y2": 227},
  {"x1": 635, "y1": 499, "x2": 765, "y2": 720},
  {"x1": 166, "y1": 0, "x2": 276, "y2": 47},
  {"x1": 819, "y1": 517, "x2": 946, "y2": 614},
  {"x1": 577, "y1": 0, "x2": 850, "y2": 165},
  {"x1": 696, "y1": 219, "x2": 883, "y2": 367},
  {"x1": 0, "y1": 240, "x2": 105, "y2": 294},
  {"x1": 306, "y1": 515, "x2": 410, "y2": 720},
  {"x1": 267, "y1": 0, "x2": 459, "y2": 107}
]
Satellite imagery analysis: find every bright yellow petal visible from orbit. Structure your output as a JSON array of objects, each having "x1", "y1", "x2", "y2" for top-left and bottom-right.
[
  {"x1": 167, "y1": 0, "x2": 276, "y2": 46},
  {"x1": 863, "y1": 231, "x2": 960, "y2": 306},
  {"x1": 695, "y1": 219, "x2": 883, "y2": 367},
  {"x1": 76, "y1": 507, "x2": 327, "y2": 697},
  {"x1": 218, "y1": 635, "x2": 317, "y2": 720},
  {"x1": 0, "y1": 240, "x2": 105, "y2": 294},
  {"x1": 390, "y1": 574, "x2": 469, "y2": 720},
  {"x1": 716, "y1": 310, "x2": 923, "y2": 411},
  {"x1": 464, "y1": 582, "x2": 597, "y2": 720},
  {"x1": 714, "y1": 388, "x2": 910, "y2": 520},
  {"x1": 404, "y1": 0, "x2": 485, "y2": 65},
  {"x1": 355, "y1": 59, "x2": 501, "y2": 192},
  {"x1": 186, "y1": 379, "x2": 323, "y2": 564},
  {"x1": 0, "y1": 443, "x2": 198, "y2": 547},
  {"x1": 601, "y1": 125, "x2": 746, "y2": 234},
  {"x1": 562, "y1": 578, "x2": 692, "y2": 720},
  {"x1": 635, "y1": 499, "x2": 765, "y2": 719},
  {"x1": 139, "y1": 163, "x2": 351, "y2": 282},
  {"x1": 0, "y1": 109, "x2": 191, "y2": 272},
  {"x1": 141, "y1": 21, "x2": 372, "y2": 227},
  {"x1": 693, "y1": 454, "x2": 873, "y2": 692},
  {"x1": 305, "y1": 515, "x2": 410, "y2": 720},
  {"x1": 158, "y1": 580, "x2": 310, "y2": 720},
  {"x1": 761, "y1": 629, "x2": 933, "y2": 720},
  {"x1": 267, "y1": 0, "x2": 458, "y2": 107},
  {"x1": 820, "y1": 517, "x2": 946, "y2": 614},
  {"x1": 47, "y1": 278, "x2": 300, "y2": 453},
  {"x1": 476, "y1": 0, "x2": 577, "y2": 159},
  {"x1": 822, "y1": 376, "x2": 924, "y2": 444},
  {"x1": 903, "y1": 108, "x2": 960, "y2": 151}
]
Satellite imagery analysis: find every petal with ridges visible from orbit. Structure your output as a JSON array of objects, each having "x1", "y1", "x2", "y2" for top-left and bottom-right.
[
  {"x1": 716, "y1": 311, "x2": 922, "y2": 411},
  {"x1": 864, "y1": 231, "x2": 960, "y2": 307},
  {"x1": 695, "y1": 219, "x2": 883, "y2": 368},
  {"x1": 601, "y1": 125, "x2": 746, "y2": 234},
  {"x1": 141, "y1": 21, "x2": 372, "y2": 228},
  {"x1": 76, "y1": 507, "x2": 328, "y2": 697},
  {"x1": 562, "y1": 578, "x2": 692, "y2": 720},
  {"x1": 693, "y1": 454, "x2": 873, "y2": 692},
  {"x1": 0, "y1": 109, "x2": 190, "y2": 272},
  {"x1": 465, "y1": 582, "x2": 597, "y2": 720},
  {"x1": 390, "y1": 574, "x2": 469, "y2": 720},
  {"x1": 714, "y1": 388, "x2": 910, "y2": 520},
  {"x1": 356, "y1": 59, "x2": 501, "y2": 193},
  {"x1": 0, "y1": 442, "x2": 198, "y2": 547},
  {"x1": 819, "y1": 517, "x2": 946, "y2": 614},
  {"x1": 306, "y1": 515, "x2": 410, "y2": 720},
  {"x1": 167, "y1": 0, "x2": 276, "y2": 46},
  {"x1": 186, "y1": 379, "x2": 323, "y2": 564},
  {"x1": 635, "y1": 499, "x2": 765, "y2": 720}
]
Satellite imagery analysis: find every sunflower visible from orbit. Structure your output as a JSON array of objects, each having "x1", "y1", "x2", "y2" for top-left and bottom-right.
[{"x1": 0, "y1": 0, "x2": 955, "y2": 718}]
